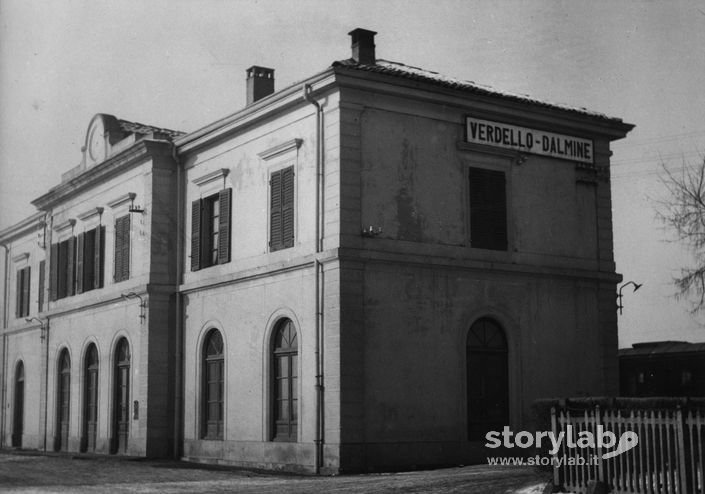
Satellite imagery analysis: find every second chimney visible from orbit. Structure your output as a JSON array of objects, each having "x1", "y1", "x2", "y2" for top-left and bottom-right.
[
  {"x1": 246, "y1": 66, "x2": 275, "y2": 105},
  {"x1": 349, "y1": 28, "x2": 377, "y2": 65}
]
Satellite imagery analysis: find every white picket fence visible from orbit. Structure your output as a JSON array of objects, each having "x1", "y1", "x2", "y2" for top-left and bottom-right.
[{"x1": 551, "y1": 406, "x2": 705, "y2": 493}]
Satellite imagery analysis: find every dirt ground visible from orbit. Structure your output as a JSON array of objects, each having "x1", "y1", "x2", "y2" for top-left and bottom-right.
[{"x1": 0, "y1": 450, "x2": 551, "y2": 493}]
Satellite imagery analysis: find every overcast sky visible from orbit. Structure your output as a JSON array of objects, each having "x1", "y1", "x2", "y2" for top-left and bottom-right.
[{"x1": 1, "y1": 0, "x2": 704, "y2": 347}]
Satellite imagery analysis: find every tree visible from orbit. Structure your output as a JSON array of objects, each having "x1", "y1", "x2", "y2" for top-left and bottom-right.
[{"x1": 658, "y1": 155, "x2": 705, "y2": 310}]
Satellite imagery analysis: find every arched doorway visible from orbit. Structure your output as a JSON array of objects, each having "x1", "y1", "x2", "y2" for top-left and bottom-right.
[
  {"x1": 467, "y1": 317, "x2": 509, "y2": 441},
  {"x1": 12, "y1": 361, "x2": 24, "y2": 448},
  {"x1": 82, "y1": 344, "x2": 99, "y2": 452},
  {"x1": 112, "y1": 338, "x2": 130, "y2": 454},
  {"x1": 56, "y1": 350, "x2": 71, "y2": 451}
]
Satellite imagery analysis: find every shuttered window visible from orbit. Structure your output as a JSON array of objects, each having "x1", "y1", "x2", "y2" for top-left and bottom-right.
[
  {"x1": 15, "y1": 266, "x2": 31, "y2": 318},
  {"x1": 76, "y1": 226, "x2": 105, "y2": 294},
  {"x1": 50, "y1": 226, "x2": 104, "y2": 301},
  {"x1": 269, "y1": 167, "x2": 294, "y2": 252},
  {"x1": 38, "y1": 260, "x2": 45, "y2": 313},
  {"x1": 191, "y1": 188, "x2": 231, "y2": 271},
  {"x1": 114, "y1": 215, "x2": 130, "y2": 282},
  {"x1": 468, "y1": 167, "x2": 508, "y2": 251}
]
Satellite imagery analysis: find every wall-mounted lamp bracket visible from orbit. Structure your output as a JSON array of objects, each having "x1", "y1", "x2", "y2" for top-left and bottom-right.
[
  {"x1": 617, "y1": 281, "x2": 643, "y2": 315},
  {"x1": 121, "y1": 292, "x2": 146, "y2": 322},
  {"x1": 128, "y1": 193, "x2": 144, "y2": 214}
]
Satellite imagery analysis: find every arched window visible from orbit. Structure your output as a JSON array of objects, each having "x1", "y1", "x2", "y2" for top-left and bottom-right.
[
  {"x1": 202, "y1": 329, "x2": 224, "y2": 440},
  {"x1": 82, "y1": 344, "x2": 99, "y2": 452},
  {"x1": 12, "y1": 361, "x2": 24, "y2": 447},
  {"x1": 271, "y1": 319, "x2": 298, "y2": 442},
  {"x1": 56, "y1": 350, "x2": 71, "y2": 451},
  {"x1": 112, "y1": 338, "x2": 130, "y2": 454},
  {"x1": 467, "y1": 318, "x2": 509, "y2": 441}
]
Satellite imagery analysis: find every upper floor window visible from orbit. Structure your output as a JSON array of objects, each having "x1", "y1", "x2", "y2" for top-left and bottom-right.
[
  {"x1": 15, "y1": 266, "x2": 30, "y2": 318},
  {"x1": 468, "y1": 167, "x2": 507, "y2": 251},
  {"x1": 50, "y1": 226, "x2": 105, "y2": 301},
  {"x1": 269, "y1": 166, "x2": 294, "y2": 252},
  {"x1": 77, "y1": 226, "x2": 105, "y2": 294},
  {"x1": 114, "y1": 215, "x2": 131, "y2": 282},
  {"x1": 191, "y1": 189, "x2": 232, "y2": 271}
]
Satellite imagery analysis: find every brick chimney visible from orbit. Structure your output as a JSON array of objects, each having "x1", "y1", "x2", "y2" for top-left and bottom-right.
[
  {"x1": 246, "y1": 66, "x2": 275, "y2": 105},
  {"x1": 349, "y1": 28, "x2": 377, "y2": 65}
]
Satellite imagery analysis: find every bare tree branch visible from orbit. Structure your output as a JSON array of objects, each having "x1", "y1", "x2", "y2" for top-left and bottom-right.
[{"x1": 657, "y1": 153, "x2": 705, "y2": 310}]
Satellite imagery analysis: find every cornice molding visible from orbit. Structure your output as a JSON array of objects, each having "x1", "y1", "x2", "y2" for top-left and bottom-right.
[
  {"x1": 54, "y1": 218, "x2": 76, "y2": 233},
  {"x1": 333, "y1": 69, "x2": 634, "y2": 140},
  {"x1": 11, "y1": 252, "x2": 29, "y2": 263},
  {"x1": 108, "y1": 193, "x2": 136, "y2": 209},
  {"x1": 193, "y1": 168, "x2": 229, "y2": 187},
  {"x1": 257, "y1": 139, "x2": 303, "y2": 161},
  {"x1": 31, "y1": 140, "x2": 172, "y2": 211},
  {"x1": 176, "y1": 69, "x2": 337, "y2": 155},
  {"x1": 77, "y1": 207, "x2": 105, "y2": 221},
  {"x1": 0, "y1": 212, "x2": 45, "y2": 244}
]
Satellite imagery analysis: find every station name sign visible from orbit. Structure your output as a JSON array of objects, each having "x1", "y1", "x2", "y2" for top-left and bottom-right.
[{"x1": 466, "y1": 117, "x2": 593, "y2": 164}]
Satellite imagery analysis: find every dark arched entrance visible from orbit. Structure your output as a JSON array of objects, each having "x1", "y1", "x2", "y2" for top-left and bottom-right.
[{"x1": 112, "y1": 338, "x2": 130, "y2": 454}]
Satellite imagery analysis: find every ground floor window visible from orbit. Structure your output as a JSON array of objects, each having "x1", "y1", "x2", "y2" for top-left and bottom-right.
[
  {"x1": 56, "y1": 350, "x2": 70, "y2": 451},
  {"x1": 467, "y1": 317, "x2": 509, "y2": 441},
  {"x1": 82, "y1": 344, "x2": 99, "y2": 452},
  {"x1": 202, "y1": 329, "x2": 224, "y2": 440},
  {"x1": 271, "y1": 319, "x2": 298, "y2": 442},
  {"x1": 112, "y1": 339, "x2": 130, "y2": 454},
  {"x1": 12, "y1": 361, "x2": 24, "y2": 447}
]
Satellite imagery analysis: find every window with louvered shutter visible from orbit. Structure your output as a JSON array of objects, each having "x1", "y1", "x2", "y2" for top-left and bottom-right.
[
  {"x1": 49, "y1": 244, "x2": 58, "y2": 302},
  {"x1": 270, "y1": 166, "x2": 294, "y2": 251},
  {"x1": 16, "y1": 266, "x2": 31, "y2": 318},
  {"x1": 114, "y1": 215, "x2": 130, "y2": 282},
  {"x1": 38, "y1": 260, "x2": 45, "y2": 312},
  {"x1": 94, "y1": 225, "x2": 104, "y2": 289},
  {"x1": 191, "y1": 199, "x2": 202, "y2": 271},
  {"x1": 469, "y1": 167, "x2": 508, "y2": 251},
  {"x1": 21, "y1": 267, "x2": 30, "y2": 317},
  {"x1": 282, "y1": 168, "x2": 294, "y2": 249},
  {"x1": 66, "y1": 237, "x2": 75, "y2": 296},
  {"x1": 217, "y1": 189, "x2": 231, "y2": 264},
  {"x1": 76, "y1": 233, "x2": 85, "y2": 294}
]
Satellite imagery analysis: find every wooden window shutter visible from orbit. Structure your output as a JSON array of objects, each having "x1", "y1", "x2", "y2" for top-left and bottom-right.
[
  {"x1": 49, "y1": 243, "x2": 58, "y2": 302},
  {"x1": 38, "y1": 260, "x2": 45, "y2": 312},
  {"x1": 22, "y1": 267, "x2": 30, "y2": 317},
  {"x1": 282, "y1": 167, "x2": 294, "y2": 248},
  {"x1": 218, "y1": 188, "x2": 232, "y2": 264},
  {"x1": 15, "y1": 269, "x2": 21, "y2": 318},
  {"x1": 121, "y1": 217, "x2": 130, "y2": 281},
  {"x1": 114, "y1": 218, "x2": 123, "y2": 281},
  {"x1": 96, "y1": 225, "x2": 105, "y2": 289},
  {"x1": 469, "y1": 168, "x2": 507, "y2": 251},
  {"x1": 114, "y1": 216, "x2": 130, "y2": 282},
  {"x1": 269, "y1": 170, "x2": 283, "y2": 251},
  {"x1": 66, "y1": 237, "x2": 75, "y2": 296},
  {"x1": 191, "y1": 199, "x2": 202, "y2": 271},
  {"x1": 76, "y1": 232, "x2": 85, "y2": 294}
]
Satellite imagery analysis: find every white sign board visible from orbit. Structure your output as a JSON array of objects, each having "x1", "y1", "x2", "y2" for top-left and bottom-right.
[{"x1": 466, "y1": 117, "x2": 593, "y2": 164}]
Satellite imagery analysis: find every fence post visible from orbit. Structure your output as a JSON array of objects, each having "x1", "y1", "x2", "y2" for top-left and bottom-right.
[
  {"x1": 552, "y1": 406, "x2": 561, "y2": 488},
  {"x1": 595, "y1": 405, "x2": 604, "y2": 484},
  {"x1": 675, "y1": 405, "x2": 693, "y2": 494}
]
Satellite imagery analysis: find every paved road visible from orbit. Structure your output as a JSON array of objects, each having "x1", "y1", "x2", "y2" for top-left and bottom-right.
[{"x1": 0, "y1": 450, "x2": 550, "y2": 493}]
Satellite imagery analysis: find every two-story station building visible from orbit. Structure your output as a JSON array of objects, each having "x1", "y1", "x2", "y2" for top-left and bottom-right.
[{"x1": 0, "y1": 28, "x2": 633, "y2": 473}]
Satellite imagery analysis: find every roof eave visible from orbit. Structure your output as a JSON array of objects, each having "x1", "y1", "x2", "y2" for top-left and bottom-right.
[
  {"x1": 332, "y1": 63, "x2": 635, "y2": 140},
  {"x1": 31, "y1": 139, "x2": 172, "y2": 211},
  {"x1": 0, "y1": 211, "x2": 46, "y2": 244},
  {"x1": 175, "y1": 67, "x2": 337, "y2": 154}
]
